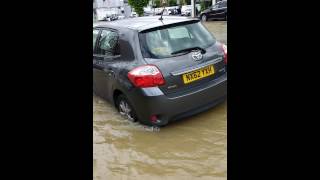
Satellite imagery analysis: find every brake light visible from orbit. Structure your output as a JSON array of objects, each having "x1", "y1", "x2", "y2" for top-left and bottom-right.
[
  {"x1": 150, "y1": 115, "x2": 158, "y2": 123},
  {"x1": 128, "y1": 65, "x2": 165, "y2": 88},
  {"x1": 221, "y1": 43, "x2": 227, "y2": 64}
]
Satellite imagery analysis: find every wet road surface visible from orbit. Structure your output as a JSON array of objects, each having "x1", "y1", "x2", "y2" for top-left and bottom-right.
[{"x1": 93, "y1": 21, "x2": 227, "y2": 180}]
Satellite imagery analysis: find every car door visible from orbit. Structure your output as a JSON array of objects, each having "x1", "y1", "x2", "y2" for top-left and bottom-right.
[
  {"x1": 218, "y1": 1, "x2": 227, "y2": 19},
  {"x1": 210, "y1": 2, "x2": 226, "y2": 19},
  {"x1": 208, "y1": 4, "x2": 219, "y2": 19},
  {"x1": 93, "y1": 28, "x2": 120, "y2": 101},
  {"x1": 93, "y1": 28, "x2": 100, "y2": 94}
]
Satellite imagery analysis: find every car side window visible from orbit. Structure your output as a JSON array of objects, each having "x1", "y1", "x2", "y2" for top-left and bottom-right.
[
  {"x1": 93, "y1": 29, "x2": 99, "y2": 50},
  {"x1": 221, "y1": 2, "x2": 227, "y2": 8},
  {"x1": 96, "y1": 29, "x2": 119, "y2": 56},
  {"x1": 212, "y1": 4, "x2": 218, "y2": 9}
]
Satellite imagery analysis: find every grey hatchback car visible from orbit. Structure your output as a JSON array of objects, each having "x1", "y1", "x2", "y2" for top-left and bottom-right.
[{"x1": 93, "y1": 16, "x2": 227, "y2": 126}]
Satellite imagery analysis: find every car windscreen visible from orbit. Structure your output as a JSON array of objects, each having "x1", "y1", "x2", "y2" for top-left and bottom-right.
[{"x1": 139, "y1": 22, "x2": 216, "y2": 59}]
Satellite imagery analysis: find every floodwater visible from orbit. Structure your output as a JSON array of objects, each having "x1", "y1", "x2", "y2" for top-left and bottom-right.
[{"x1": 93, "y1": 21, "x2": 227, "y2": 180}]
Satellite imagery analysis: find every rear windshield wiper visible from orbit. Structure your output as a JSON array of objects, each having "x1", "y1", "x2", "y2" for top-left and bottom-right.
[{"x1": 171, "y1": 47, "x2": 206, "y2": 55}]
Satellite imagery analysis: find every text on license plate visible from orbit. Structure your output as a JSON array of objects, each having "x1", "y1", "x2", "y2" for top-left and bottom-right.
[{"x1": 182, "y1": 65, "x2": 215, "y2": 84}]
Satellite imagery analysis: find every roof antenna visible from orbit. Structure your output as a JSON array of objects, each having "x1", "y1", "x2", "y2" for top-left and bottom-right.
[{"x1": 159, "y1": 2, "x2": 166, "y2": 20}]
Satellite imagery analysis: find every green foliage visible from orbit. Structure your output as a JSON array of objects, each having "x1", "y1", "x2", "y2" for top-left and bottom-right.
[
  {"x1": 200, "y1": 0, "x2": 206, "y2": 11},
  {"x1": 128, "y1": 0, "x2": 150, "y2": 16},
  {"x1": 181, "y1": 0, "x2": 191, "y2": 5},
  {"x1": 154, "y1": 0, "x2": 161, "y2": 8},
  {"x1": 200, "y1": 0, "x2": 213, "y2": 11},
  {"x1": 169, "y1": 0, "x2": 177, "y2": 6}
]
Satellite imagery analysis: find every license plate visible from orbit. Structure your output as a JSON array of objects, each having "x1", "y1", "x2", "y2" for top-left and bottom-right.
[{"x1": 182, "y1": 65, "x2": 215, "y2": 84}]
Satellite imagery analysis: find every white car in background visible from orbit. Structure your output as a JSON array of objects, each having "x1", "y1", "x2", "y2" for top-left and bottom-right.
[
  {"x1": 95, "y1": 8, "x2": 110, "y2": 21},
  {"x1": 182, "y1": 9, "x2": 191, "y2": 16},
  {"x1": 181, "y1": 4, "x2": 201, "y2": 16},
  {"x1": 130, "y1": 12, "x2": 137, "y2": 18},
  {"x1": 118, "y1": 15, "x2": 125, "y2": 20},
  {"x1": 181, "y1": 5, "x2": 191, "y2": 16},
  {"x1": 154, "y1": 7, "x2": 163, "y2": 15},
  {"x1": 154, "y1": 6, "x2": 179, "y2": 15}
]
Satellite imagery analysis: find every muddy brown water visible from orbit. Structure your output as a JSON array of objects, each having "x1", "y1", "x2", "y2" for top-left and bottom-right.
[{"x1": 93, "y1": 21, "x2": 227, "y2": 180}]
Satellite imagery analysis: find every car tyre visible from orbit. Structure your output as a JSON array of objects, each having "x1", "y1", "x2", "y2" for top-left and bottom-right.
[
  {"x1": 201, "y1": 14, "x2": 207, "y2": 21},
  {"x1": 116, "y1": 94, "x2": 137, "y2": 122}
]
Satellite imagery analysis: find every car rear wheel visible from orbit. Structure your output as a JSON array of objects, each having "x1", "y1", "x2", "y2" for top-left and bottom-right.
[
  {"x1": 201, "y1": 14, "x2": 207, "y2": 21},
  {"x1": 116, "y1": 94, "x2": 137, "y2": 122}
]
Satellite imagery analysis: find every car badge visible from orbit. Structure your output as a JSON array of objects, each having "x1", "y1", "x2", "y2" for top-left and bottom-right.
[{"x1": 191, "y1": 50, "x2": 203, "y2": 61}]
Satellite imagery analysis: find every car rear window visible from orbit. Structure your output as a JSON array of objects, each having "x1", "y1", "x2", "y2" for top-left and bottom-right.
[
  {"x1": 167, "y1": 26, "x2": 194, "y2": 39},
  {"x1": 139, "y1": 22, "x2": 216, "y2": 59}
]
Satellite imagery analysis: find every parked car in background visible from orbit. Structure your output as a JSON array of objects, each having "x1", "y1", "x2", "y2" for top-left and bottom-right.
[
  {"x1": 103, "y1": 16, "x2": 111, "y2": 21},
  {"x1": 118, "y1": 15, "x2": 125, "y2": 20},
  {"x1": 111, "y1": 14, "x2": 118, "y2": 21},
  {"x1": 104, "y1": 14, "x2": 118, "y2": 21},
  {"x1": 130, "y1": 12, "x2": 137, "y2": 18},
  {"x1": 181, "y1": 5, "x2": 191, "y2": 16},
  {"x1": 199, "y1": 0, "x2": 227, "y2": 21},
  {"x1": 154, "y1": 6, "x2": 179, "y2": 16},
  {"x1": 168, "y1": 8, "x2": 178, "y2": 15},
  {"x1": 144, "y1": 11, "x2": 154, "y2": 16},
  {"x1": 154, "y1": 7, "x2": 163, "y2": 15},
  {"x1": 181, "y1": 4, "x2": 201, "y2": 16},
  {"x1": 182, "y1": 9, "x2": 191, "y2": 16},
  {"x1": 93, "y1": 16, "x2": 227, "y2": 126}
]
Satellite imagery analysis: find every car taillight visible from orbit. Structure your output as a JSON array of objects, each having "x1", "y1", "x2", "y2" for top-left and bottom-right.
[
  {"x1": 128, "y1": 65, "x2": 165, "y2": 88},
  {"x1": 221, "y1": 43, "x2": 227, "y2": 64}
]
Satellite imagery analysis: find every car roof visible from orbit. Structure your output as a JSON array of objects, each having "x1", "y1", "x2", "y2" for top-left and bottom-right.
[{"x1": 93, "y1": 16, "x2": 199, "y2": 32}]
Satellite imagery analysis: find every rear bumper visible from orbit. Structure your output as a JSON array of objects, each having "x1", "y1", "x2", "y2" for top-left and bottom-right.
[{"x1": 127, "y1": 74, "x2": 227, "y2": 126}]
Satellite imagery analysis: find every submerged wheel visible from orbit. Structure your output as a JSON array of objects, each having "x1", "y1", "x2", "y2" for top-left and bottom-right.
[
  {"x1": 201, "y1": 14, "x2": 207, "y2": 21},
  {"x1": 116, "y1": 94, "x2": 137, "y2": 122}
]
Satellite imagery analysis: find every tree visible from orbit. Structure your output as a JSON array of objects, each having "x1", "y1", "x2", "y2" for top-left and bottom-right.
[
  {"x1": 199, "y1": 0, "x2": 212, "y2": 11},
  {"x1": 200, "y1": 0, "x2": 206, "y2": 11},
  {"x1": 154, "y1": 0, "x2": 161, "y2": 8},
  {"x1": 181, "y1": 0, "x2": 191, "y2": 5},
  {"x1": 128, "y1": 0, "x2": 150, "y2": 16},
  {"x1": 169, "y1": 0, "x2": 177, "y2": 6}
]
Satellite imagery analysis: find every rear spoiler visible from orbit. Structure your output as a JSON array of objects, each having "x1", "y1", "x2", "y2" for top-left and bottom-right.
[{"x1": 139, "y1": 19, "x2": 200, "y2": 33}]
